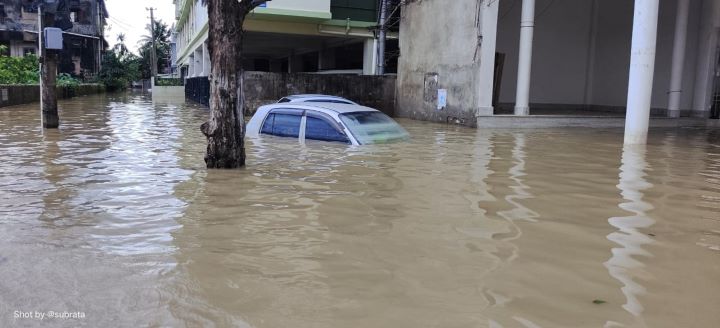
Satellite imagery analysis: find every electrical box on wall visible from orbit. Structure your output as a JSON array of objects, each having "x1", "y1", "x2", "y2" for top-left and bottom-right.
[
  {"x1": 437, "y1": 89, "x2": 447, "y2": 110},
  {"x1": 44, "y1": 28, "x2": 63, "y2": 50}
]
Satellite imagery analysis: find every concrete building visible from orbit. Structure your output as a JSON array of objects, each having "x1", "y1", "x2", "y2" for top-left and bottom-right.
[
  {"x1": 0, "y1": 0, "x2": 108, "y2": 77},
  {"x1": 173, "y1": 0, "x2": 398, "y2": 79},
  {"x1": 396, "y1": 0, "x2": 720, "y2": 130}
]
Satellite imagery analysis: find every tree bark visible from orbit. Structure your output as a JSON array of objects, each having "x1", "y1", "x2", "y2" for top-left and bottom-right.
[{"x1": 201, "y1": 0, "x2": 264, "y2": 169}]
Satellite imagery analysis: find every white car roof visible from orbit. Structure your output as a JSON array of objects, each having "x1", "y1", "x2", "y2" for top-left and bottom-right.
[
  {"x1": 281, "y1": 94, "x2": 357, "y2": 104},
  {"x1": 285, "y1": 94, "x2": 344, "y2": 100},
  {"x1": 286, "y1": 102, "x2": 380, "y2": 115}
]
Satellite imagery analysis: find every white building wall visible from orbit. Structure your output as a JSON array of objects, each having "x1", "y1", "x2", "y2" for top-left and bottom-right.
[
  {"x1": 265, "y1": 0, "x2": 330, "y2": 13},
  {"x1": 496, "y1": 0, "x2": 704, "y2": 112},
  {"x1": 175, "y1": 0, "x2": 373, "y2": 77},
  {"x1": 194, "y1": 0, "x2": 207, "y2": 35}
]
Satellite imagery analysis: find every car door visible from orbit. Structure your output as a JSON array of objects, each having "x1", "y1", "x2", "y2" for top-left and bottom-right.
[
  {"x1": 304, "y1": 111, "x2": 350, "y2": 144},
  {"x1": 260, "y1": 108, "x2": 304, "y2": 140}
]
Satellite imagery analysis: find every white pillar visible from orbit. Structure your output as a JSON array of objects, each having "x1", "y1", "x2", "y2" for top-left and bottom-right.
[
  {"x1": 202, "y1": 41, "x2": 210, "y2": 77},
  {"x1": 475, "y1": 0, "x2": 499, "y2": 116},
  {"x1": 667, "y1": 0, "x2": 690, "y2": 118},
  {"x1": 188, "y1": 55, "x2": 194, "y2": 77},
  {"x1": 514, "y1": 0, "x2": 535, "y2": 116},
  {"x1": 624, "y1": 0, "x2": 660, "y2": 145},
  {"x1": 363, "y1": 38, "x2": 378, "y2": 75},
  {"x1": 194, "y1": 48, "x2": 202, "y2": 76}
]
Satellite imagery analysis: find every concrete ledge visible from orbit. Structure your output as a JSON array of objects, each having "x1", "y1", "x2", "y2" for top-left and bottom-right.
[
  {"x1": 476, "y1": 115, "x2": 709, "y2": 128},
  {"x1": 152, "y1": 86, "x2": 185, "y2": 99}
]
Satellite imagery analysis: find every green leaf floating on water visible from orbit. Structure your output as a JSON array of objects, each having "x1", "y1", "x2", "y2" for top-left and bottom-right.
[{"x1": 593, "y1": 299, "x2": 607, "y2": 304}]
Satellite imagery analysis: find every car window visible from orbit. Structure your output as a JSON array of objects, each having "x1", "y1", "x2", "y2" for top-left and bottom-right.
[
  {"x1": 339, "y1": 111, "x2": 410, "y2": 145},
  {"x1": 261, "y1": 113, "x2": 302, "y2": 138},
  {"x1": 305, "y1": 116, "x2": 349, "y2": 144}
]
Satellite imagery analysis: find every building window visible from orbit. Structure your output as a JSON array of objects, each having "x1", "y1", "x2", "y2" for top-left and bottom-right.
[
  {"x1": 23, "y1": 47, "x2": 36, "y2": 56},
  {"x1": 0, "y1": 4, "x2": 7, "y2": 19}
]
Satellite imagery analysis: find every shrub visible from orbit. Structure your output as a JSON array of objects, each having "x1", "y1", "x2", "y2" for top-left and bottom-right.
[
  {"x1": 0, "y1": 45, "x2": 40, "y2": 84},
  {"x1": 155, "y1": 78, "x2": 183, "y2": 86}
]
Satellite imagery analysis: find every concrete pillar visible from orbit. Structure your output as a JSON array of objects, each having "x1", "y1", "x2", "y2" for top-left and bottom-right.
[
  {"x1": 202, "y1": 41, "x2": 210, "y2": 77},
  {"x1": 514, "y1": 0, "x2": 536, "y2": 116},
  {"x1": 363, "y1": 39, "x2": 378, "y2": 75},
  {"x1": 475, "y1": 0, "x2": 499, "y2": 116},
  {"x1": 188, "y1": 55, "x2": 194, "y2": 77},
  {"x1": 624, "y1": 0, "x2": 660, "y2": 145},
  {"x1": 667, "y1": 0, "x2": 691, "y2": 118},
  {"x1": 691, "y1": 0, "x2": 720, "y2": 117},
  {"x1": 194, "y1": 48, "x2": 202, "y2": 76}
]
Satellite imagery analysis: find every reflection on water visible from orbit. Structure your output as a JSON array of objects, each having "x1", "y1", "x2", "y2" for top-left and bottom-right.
[
  {"x1": 604, "y1": 145, "x2": 654, "y2": 325},
  {"x1": 0, "y1": 93, "x2": 719, "y2": 327}
]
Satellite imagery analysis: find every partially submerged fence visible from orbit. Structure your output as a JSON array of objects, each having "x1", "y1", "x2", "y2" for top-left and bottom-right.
[{"x1": 0, "y1": 84, "x2": 105, "y2": 108}]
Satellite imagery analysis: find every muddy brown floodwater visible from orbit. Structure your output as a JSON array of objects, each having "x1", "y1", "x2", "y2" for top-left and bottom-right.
[{"x1": 0, "y1": 93, "x2": 719, "y2": 327}]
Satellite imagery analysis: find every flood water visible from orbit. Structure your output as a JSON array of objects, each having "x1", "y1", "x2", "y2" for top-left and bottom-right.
[{"x1": 0, "y1": 93, "x2": 718, "y2": 327}]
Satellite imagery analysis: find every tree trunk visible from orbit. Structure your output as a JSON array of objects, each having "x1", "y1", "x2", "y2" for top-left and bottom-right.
[
  {"x1": 201, "y1": 0, "x2": 263, "y2": 169},
  {"x1": 41, "y1": 51, "x2": 60, "y2": 128},
  {"x1": 40, "y1": 13, "x2": 59, "y2": 129}
]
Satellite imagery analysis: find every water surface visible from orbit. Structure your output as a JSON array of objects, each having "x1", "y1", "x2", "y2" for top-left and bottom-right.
[{"x1": 0, "y1": 93, "x2": 718, "y2": 327}]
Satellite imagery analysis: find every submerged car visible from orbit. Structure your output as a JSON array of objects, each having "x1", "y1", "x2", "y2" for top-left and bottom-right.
[
  {"x1": 277, "y1": 94, "x2": 358, "y2": 105},
  {"x1": 246, "y1": 102, "x2": 409, "y2": 145}
]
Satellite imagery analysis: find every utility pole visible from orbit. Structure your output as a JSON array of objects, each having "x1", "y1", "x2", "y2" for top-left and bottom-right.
[
  {"x1": 39, "y1": 3, "x2": 59, "y2": 128},
  {"x1": 376, "y1": 0, "x2": 389, "y2": 75},
  {"x1": 146, "y1": 7, "x2": 158, "y2": 78}
]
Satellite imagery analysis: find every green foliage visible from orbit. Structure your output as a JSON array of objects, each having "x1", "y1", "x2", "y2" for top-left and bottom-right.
[
  {"x1": 155, "y1": 78, "x2": 183, "y2": 86},
  {"x1": 138, "y1": 20, "x2": 172, "y2": 79},
  {"x1": 57, "y1": 73, "x2": 81, "y2": 90},
  {"x1": 0, "y1": 47, "x2": 40, "y2": 84},
  {"x1": 98, "y1": 35, "x2": 141, "y2": 91}
]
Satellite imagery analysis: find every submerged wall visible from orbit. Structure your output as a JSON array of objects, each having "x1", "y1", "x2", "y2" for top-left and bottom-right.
[
  {"x1": 186, "y1": 72, "x2": 397, "y2": 116},
  {"x1": 0, "y1": 84, "x2": 105, "y2": 108}
]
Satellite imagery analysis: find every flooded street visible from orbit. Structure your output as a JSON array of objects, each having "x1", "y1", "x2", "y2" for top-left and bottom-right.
[{"x1": 0, "y1": 93, "x2": 719, "y2": 327}]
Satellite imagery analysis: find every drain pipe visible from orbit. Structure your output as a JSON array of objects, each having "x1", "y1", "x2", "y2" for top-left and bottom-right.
[{"x1": 667, "y1": 0, "x2": 690, "y2": 118}]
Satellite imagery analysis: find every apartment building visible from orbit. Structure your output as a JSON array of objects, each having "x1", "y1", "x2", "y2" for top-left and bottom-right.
[
  {"x1": 173, "y1": 0, "x2": 394, "y2": 79},
  {"x1": 0, "y1": 0, "x2": 108, "y2": 77}
]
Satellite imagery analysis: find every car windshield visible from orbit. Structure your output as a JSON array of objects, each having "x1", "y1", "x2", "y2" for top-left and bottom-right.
[{"x1": 339, "y1": 111, "x2": 409, "y2": 145}]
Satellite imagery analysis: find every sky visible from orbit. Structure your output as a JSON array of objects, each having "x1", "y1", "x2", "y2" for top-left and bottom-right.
[{"x1": 103, "y1": 0, "x2": 177, "y2": 54}]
